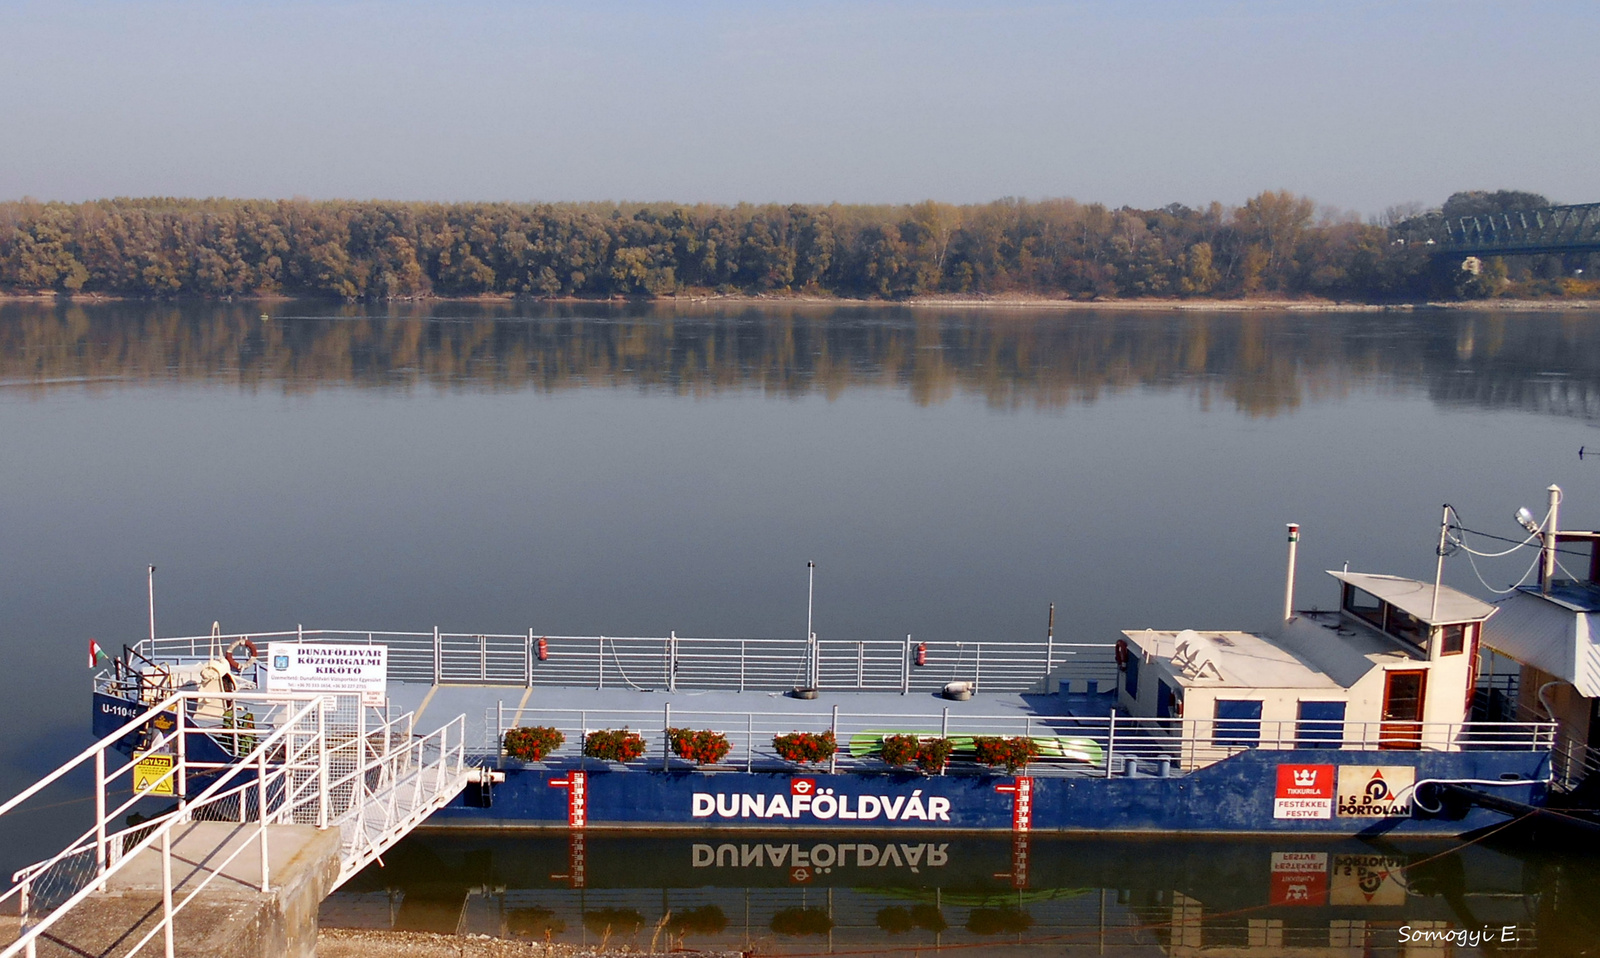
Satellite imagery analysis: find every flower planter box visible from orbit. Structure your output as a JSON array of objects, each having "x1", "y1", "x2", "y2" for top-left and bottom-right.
[
  {"x1": 772, "y1": 730, "x2": 836, "y2": 766},
  {"x1": 583, "y1": 728, "x2": 646, "y2": 763}
]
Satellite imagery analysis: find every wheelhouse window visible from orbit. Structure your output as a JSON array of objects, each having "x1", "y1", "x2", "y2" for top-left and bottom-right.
[
  {"x1": 1438, "y1": 623, "x2": 1473, "y2": 655},
  {"x1": 1386, "y1": 607, "x2": 1427, "y2": 648},
  {"x1": 1342, "y1": 585, "x2": 1384, "y2": 629},
  {"x1": 1214, "y1": 699, "x2": 1262, "y2": 747}
]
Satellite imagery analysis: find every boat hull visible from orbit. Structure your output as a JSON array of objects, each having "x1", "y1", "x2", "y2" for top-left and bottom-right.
[{"x1": 428, "y1": 747, "x2": 1549, "y2": 836}]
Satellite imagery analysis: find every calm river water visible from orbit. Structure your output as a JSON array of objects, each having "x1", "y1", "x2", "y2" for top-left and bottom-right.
[{"x1": 3, "y1": 301, "x2": 1600, "y2": 953}]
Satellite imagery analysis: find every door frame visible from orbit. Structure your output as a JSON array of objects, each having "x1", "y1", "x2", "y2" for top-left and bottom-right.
[{"x1": 1380, "y1": 669, "x2": 1427, "y2": 750}]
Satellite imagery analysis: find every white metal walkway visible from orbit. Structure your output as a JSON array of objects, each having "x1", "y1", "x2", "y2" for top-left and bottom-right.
[{"x1": 0, "y1": 691, "x2": 469, "y2": 958}]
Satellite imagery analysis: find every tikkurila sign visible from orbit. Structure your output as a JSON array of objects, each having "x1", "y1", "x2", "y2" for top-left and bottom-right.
[{"x1": 1273, "y1": 764, "x2": 1335, "y2": 820}]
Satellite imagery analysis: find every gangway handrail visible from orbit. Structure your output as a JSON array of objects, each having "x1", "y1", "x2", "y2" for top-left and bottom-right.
[
  {"x1": 0, "y1": 690, "x2": 184, "y2": 819},
  {"x1": 0, "y1": 690, "x2": 470, "y2": 958}
]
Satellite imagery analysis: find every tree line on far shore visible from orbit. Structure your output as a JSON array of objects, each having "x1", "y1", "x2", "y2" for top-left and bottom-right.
[{"x1": 0, "y1": 190, "x2": 1592, "y2": 302}]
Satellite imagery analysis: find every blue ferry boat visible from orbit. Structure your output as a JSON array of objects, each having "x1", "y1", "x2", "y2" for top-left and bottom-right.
[{"x1": 92, "y1": 529, "x2": 1554, "y2": 837}]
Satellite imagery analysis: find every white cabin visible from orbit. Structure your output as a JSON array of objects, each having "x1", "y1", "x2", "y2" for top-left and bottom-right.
[
  {"x1": 1481, "y1": 530, "x2": 1600, "y2": 784},
  {"x1": 1118, "y1": 570, "x2": 1495, "y2": 757}
]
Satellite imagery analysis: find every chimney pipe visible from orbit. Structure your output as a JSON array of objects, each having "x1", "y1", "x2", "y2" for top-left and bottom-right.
[
  {"x1": 1542, "y1": 485, "x2": 1562, "y2": 594},
  {"x1": 1284, "y1": 523, "x2": 1300, "y2": 622}
]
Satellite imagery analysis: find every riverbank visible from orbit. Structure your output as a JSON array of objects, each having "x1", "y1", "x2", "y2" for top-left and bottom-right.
[{"x1": 3, "y1": 289, "x2": 1599, "y2": 311}]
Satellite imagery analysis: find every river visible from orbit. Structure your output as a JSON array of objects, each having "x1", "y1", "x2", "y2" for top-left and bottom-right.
[{"x1": 3, "y1": 300, "x2": 1599, "y2": 953}]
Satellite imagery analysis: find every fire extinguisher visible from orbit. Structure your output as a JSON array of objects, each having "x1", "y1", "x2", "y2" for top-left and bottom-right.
[
  {"x1": 915, "y1": 642, "x2": 928, "y2": 667},
  {"x1": 536, "y1": 637, "x2": 549, "y2": 662}
]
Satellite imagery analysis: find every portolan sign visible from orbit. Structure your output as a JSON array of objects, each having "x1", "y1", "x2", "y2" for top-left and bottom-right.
[
  {"x1": 1336, "y1": 766, "x2": 1414, "y2": 818},
  {"x1": 692, "y1": 779, "x2": 953, "y2": 823}
]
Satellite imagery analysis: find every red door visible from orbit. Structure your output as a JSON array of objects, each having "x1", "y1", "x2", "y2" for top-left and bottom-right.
[{"x1": 1380, "y1": 670, "x2": 1427, "y2": 750}]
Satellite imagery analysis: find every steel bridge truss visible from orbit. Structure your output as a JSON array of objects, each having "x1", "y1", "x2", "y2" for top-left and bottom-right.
[{"x1": 1404, "y1": 203, "x2": 1600, "y2": 258}]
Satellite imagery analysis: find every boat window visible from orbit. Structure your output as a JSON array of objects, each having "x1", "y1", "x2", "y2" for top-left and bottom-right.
[
  {"x1": 1386, "y1": 607, "x2": 1427, "y2": 648},
  {"x1": 1295, "y1": 700, "x2": 1346, "y2": 748},
  {"x1": 1438, "y1": 623, "x2": 1469, "y2": 655},
  {"x1": 1213, "y1": 699, "x2": 1262, "y2": 747},
  {"x1": 1157, "y1": 681, "x2": 1178, "y2": 720},
  {"x1": 1124, "y1": 655, "x2": 1139, "y2": 699},
  {"x1": 1342, "y1": 585, "x2": 1384, "y2": 629}
]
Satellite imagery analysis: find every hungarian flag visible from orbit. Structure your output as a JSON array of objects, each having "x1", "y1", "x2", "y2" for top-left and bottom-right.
[{"x1": 89, "y1": 639, "x2": 110, "y2": 668}]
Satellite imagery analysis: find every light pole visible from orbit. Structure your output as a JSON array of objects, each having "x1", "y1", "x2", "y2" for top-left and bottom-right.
[
  {"x1": 806, "y1": 561, "x2": 816, "y2": 689},
  {"x1": 147, "y1": 565, "x2": 157, "y2": 644}
]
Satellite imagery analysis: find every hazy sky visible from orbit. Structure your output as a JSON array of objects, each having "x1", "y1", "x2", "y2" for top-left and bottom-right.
[{"x1": 1, "y1": 1, "x2": 1593, "y2": 213}]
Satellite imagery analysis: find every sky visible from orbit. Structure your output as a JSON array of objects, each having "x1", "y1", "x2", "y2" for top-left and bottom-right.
[{"x1": 0, "y1": 0, "x2": 1594, "y2": 215}]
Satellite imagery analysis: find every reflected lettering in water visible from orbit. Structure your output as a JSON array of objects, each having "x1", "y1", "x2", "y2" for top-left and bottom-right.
[{"x1": 322, "y1": 831, "x2": 1592, "y2": 955}]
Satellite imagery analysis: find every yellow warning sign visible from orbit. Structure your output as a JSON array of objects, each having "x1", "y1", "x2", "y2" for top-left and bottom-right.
[{"x1": 133, "y1": 752, "x2": 175, "y2": 796}]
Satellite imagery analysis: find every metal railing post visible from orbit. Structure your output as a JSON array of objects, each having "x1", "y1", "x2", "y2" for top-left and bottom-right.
[
  {"x1": 598, "y1": 637, "x2": 605, "y2": 689},
  {"x1": 526, "y1": 629, "x2": 534, "y2": 688},
  {"x1": 94, "y1": 749, "x2": 107, "y2": 886},
  {"x1": 433, "y1": 627, "x2": 441, "y2": 685},
  {"x1": 317, "y1": 701, "x2": 329, "y2": 829},
  {"x1": 479, "y1": 634, "x2": 487, "y2": 682},
  {"x1": 857, "y1": 642, "x2": 864, "y2": 689},
  {"x1": 1105, "y1": 711, "x2": 1117, "y2": 778},
  {"x1": 162, "y1": 828, "x2": 175, "y2": 958},
  {"x1": 258, "y1": 747, "x2": 270, "y2": 892},
  {"x1": 941, "y1": 707, "x2": 948, "y2": 739},
  {"x1": 663, "y1": 704, "x2": 672, "y2": 772},
  {"x1": 669, "y1": 631, "x2": 677, "y2": 692},
  {"x1": 19, "y1": 879, "x2": 34, "y2": 958},
  {"x1": 746, "y1": 713, "x2": 754, "y2": 773},
  {"x1": 974, "y1": 643, "x2": 982, "y2": 692},
  {"x1": 903, "y1": 635, "x2": 911, "y2": 695},
  {"x1": 830, "y1": 706, "x2": 839, "y2": 775},
  {"x1": 175, "y1": 703, "x2": 187, "y2": 812},
  {"x1": 739, "y1": 640, "x2": 745, "y2": 693},
  {"x1": 1045, "y1": 603, "x2": 1055, "y2": 680}
]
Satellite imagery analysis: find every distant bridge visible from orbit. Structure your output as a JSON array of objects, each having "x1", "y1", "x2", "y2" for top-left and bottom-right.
[{"x1": 1401, "y1": 202, "x2": 1600, "y2": 258}]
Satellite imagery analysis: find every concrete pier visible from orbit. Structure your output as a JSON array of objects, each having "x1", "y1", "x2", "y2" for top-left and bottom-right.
[{"x1": 29, "y1": 823, "x2": 340, "y2": 958}]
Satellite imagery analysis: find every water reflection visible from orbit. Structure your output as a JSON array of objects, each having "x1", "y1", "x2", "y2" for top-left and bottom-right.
[
  {"x1": 5, "y1": 301, "x2": 1600, "y2": 419},
  {"x1": 322, "y1": 831, "x2": 1593, "y2": 955}
]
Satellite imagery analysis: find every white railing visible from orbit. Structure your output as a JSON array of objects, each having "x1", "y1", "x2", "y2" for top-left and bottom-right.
[
  {"x1": 483, "y1": 702, "x2": 1555, "y2": 779},
  {"x1": 1549, "y1": 724, "x2": 1600, "y2": 791},
  {"x1": 0, "y1": 691, "x2": 469, "y2": 958},
  {"x1": 114, "y1": 628, "x2": 1119, "y2": 694}
]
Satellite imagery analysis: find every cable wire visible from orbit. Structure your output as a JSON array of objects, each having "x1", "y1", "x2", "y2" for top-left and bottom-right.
[{"x1": 1462, "y1": 542, "x2": 1543, "y2": 595}]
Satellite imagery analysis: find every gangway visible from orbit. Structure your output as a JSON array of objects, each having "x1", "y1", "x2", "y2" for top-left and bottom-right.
[{"x1": 0, "y1": 691, "x2": 469, "y2": 958}]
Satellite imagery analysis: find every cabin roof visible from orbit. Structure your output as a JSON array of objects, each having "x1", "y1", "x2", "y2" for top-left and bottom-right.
[
  {"x1": 1328, "y1": 571, "x2": 1496, "y2": 624},
  {"x1": 1121, "y1": 629, "x2": 1344, "y2": 690},
  {"x1": 1521, "y1": 580, "x2": 1600, "y2": 613}
]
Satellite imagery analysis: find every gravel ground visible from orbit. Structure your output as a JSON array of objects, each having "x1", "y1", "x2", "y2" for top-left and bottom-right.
[{"x1": 318, "y1": 928, "x2": 750, "y2": 958}]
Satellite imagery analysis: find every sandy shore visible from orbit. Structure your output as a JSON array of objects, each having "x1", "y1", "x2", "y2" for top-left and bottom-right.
[
  {"x1": 318, "y1": 928, "x2": 747, "y2": 958},
  {"x1": 2, "y1": 289, "x2": 1597, "y2": 311}
]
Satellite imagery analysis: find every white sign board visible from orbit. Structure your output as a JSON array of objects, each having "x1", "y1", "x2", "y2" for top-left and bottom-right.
[{"x1": 264, "y1": 643, "x2": 388, "y2": 706}]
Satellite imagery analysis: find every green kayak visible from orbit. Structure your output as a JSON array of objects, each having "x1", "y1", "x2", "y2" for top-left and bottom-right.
[{"x1": 847, "y1": 730, "x2": 1105, "y2": 765}]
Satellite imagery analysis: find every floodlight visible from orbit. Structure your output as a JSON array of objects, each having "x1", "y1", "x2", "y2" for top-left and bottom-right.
[{"x1": 1516, "y1": 508, "x2": 1540, "y2": 534}]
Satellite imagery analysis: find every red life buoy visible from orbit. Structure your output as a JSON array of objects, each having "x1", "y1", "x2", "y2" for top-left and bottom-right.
[
  {"x1": 914, "y1": 642, "x2": 928, "y2": 667},
  {"x1": 1114, "y1": 639, "x2": 1129, "y2": 671},
  {"x1": 536, "y1": 637, "x2": 549, "y2": 662},
  {"x1": 225, "y1": 637, "x2": 259, "y2": 672}
]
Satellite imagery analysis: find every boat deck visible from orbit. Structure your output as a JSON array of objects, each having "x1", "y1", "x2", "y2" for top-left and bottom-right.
[{"x1": 391, "y1": 681, "x2": 1120, "y2": 760}]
